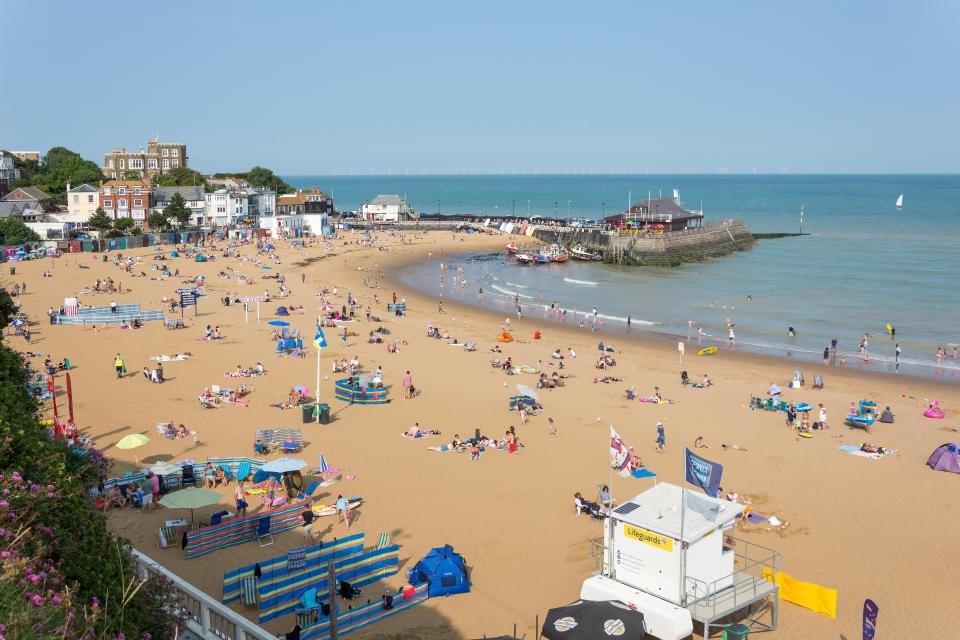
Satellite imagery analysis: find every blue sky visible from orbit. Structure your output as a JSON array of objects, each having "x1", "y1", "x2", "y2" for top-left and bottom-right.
[{"x1": 3, "y1": 1, "x2": 958, "y2": 174}]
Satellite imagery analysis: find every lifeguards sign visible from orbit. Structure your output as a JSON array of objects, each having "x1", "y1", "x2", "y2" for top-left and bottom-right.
[{"x1": 623, "y1": 524, "x2": 673, "y2": 552}]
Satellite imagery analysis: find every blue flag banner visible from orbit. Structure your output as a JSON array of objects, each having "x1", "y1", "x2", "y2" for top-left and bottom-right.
[
  {"x1": 862, "y1": 599, "x2": 879, "y2": 640},
  {"x1": 684, "y1": 448, "x2": 723, "y2": 498},
  {"x1": 313, "y1": 326, "x2": 328, "y2": 350}
]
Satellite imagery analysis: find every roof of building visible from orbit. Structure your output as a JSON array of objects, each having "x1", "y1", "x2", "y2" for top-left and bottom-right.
[
  {"x1": 365, "y1": 195, "x2": 405, "y2": 207},
  {"x1": 611, "y1": 482, "x2": 744, "y2": 543},
  {"x1": 102, "y1": 179, "x2": 151, "y2": 188},
  {"x1": 604, "y1": 197, "x2": 702, "y2": 223},
  {"x1": 277, "y1": 192, "x2": 307, "y2": 205},
  {"x1": 67, "y1": 183, "x2": 98, "y2": 193},
  {"x1": 3, "y1": 186, "x2": 53, "y2": 202},
  {"x1": 153, "y1": 186, "x2": 204, "y2": 203},
  {"x1": 0, "y1": 202, "x2": 25, "y2": 218}
]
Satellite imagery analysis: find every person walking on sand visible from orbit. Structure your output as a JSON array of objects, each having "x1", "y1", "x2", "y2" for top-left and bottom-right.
[
  {"x1": 335, "y1": 494, "x2": 351, "y2": 529},
  {"x1": 235, "y1": 481, "x2": 248, "y2": 517},
  {"x1": 402, "y1": 370, "x2": 413, "y2": 399},
  {"x1": 114, "y1": 353, "x2": 125, "y2": 379},
  {"x1": 655, "y1": 421, "x2": 666, "y2": 452},
  {"x1": 548, "y1": 417, "x2": 557, "y2": 436}
]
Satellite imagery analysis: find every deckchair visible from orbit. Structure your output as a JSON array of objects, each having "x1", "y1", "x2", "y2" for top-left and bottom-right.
[
  {"x1": 240, "y1": 576, "x2": 258, "y2": 606},
  {"x1": 374, "y1": 531, "x2": 392, "y2": 550},
  {"x1": 297, "y1": 480, "x2": 319, "y2": 500},
  {"x1": 256, "y1": 516, "x2": 273, "y2": 547},
  {"x1": 236, "y1": 461, "x2": 252, "y2": 482},
  {"x1": 218, "y1": 464, "x2": 234, "y2": 483},
  {"x1": 464, "y1": 342, "x2": 476, "y2": 351},
  {"x1": 294, "y1": 587, "x2": 320, "y2": 625},
  {"x1": 813, "y1": 375, "x2": 824, "y2": 390}
]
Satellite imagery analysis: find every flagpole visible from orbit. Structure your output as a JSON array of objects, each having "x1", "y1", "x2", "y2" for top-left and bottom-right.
[
  {"x1": 315, "y1": 316, "x2": 321, "y2": 424},
  {"x1": 680, "y1": 442, "x2": 688, "y2": 604}
]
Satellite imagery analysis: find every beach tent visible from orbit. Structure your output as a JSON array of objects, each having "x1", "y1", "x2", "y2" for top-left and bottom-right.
[
  {"x1": 275, "y1": 306, "x2": 289, "y2": 316},
  {"x1": 407, "y1": 545, "x2": 470, "y2": 597},
  {"x1": 498, "y1": 331, "x2": 514, "y2": 343},
  {"x1": 195, "y1": 254, "x2": 207, "y2": 263},
  {"x1": 927, "y1": 443, "x2": 960, "y2": 474}
]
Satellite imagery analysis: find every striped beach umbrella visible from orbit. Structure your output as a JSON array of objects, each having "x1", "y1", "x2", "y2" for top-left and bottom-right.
[{"x1": 317, "y1": 454, "x2": 330, "y2": 474}]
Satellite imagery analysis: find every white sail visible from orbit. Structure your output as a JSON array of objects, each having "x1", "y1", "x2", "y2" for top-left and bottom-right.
[{"x1": 896, "y1": 194, "x2": 903, "y2": 208}]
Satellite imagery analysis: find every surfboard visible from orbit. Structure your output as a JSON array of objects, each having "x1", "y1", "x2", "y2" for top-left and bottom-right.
[
  {"x1": 698, "y1": 347, "x2": 718, "y2": 356},
  {"x1": 798, "y1": 432, "x2": 813, "y2": 439},
  {"x1": 312, "y1": 497, "x2": 363, "y2": 517}
]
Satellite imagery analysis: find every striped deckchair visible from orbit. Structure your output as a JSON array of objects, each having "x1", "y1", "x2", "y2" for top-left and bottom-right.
[
  {"x1": 240, "y1": 577, "x2": 258, "y2": 606},
  {"x1": 374, "y1": 531, "x2": 391, "y2": 550}
]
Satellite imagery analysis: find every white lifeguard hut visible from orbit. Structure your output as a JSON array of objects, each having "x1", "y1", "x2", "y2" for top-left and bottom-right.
[{"x1": 581, "y1": 482, "x2": 780, "y2": 640}]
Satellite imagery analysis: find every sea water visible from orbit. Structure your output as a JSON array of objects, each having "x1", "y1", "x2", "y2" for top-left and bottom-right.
[{"x1": 287, "y1": 174, "x2": 960, "y2": 380}]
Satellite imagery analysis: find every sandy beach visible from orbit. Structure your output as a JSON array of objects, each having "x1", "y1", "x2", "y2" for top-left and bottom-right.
[{"x1": 8, "y1": 229, "x2": 959, "y2": 639}]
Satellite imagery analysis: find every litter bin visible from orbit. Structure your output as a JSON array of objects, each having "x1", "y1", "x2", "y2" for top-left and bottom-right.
[
  {"x1": 722, "y1": 623, "x2": 750, "y2": 639},
  {"x1": 302, "y1": 403, "x2": 316, "y2": 424},
  {"x1": 318, "y1": 403, "x2": 330, "y2": 425},
  {"x1": 102, "y1": 255, "x2": 108, "y2": 262},
  {"x1": 8, "y1": 266, "x2": 14, "y2": 275}
]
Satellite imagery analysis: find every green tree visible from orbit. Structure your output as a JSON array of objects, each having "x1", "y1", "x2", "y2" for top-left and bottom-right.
[
  {"x1": 113, "y1": 217, "x2": 134, "y2": 234},
  {"x1": 0, "y1": 218, "x2": 41, "y2": 245},
  {"x1": 86, "y1": 207, "x2": 113, "y2": 233},
  {"x1": 243, "y1": 166, "x2": 293, "y2": 193},
  {"x1": 30, "y1": 147, "x2": 104, "y2": 202},
  {"x1": 148, "y1": 211, "x2": 169, "y2": 230},
  {"x1": 163, "y1": 191, "x2": 192, "y2": 226},
  {"x1": 152, "y1": 166, "x2": 205, "y2": 187}
]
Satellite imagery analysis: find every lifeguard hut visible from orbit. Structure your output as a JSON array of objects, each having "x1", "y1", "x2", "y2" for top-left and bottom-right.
[{"x1": 581, "y1": 482, "x2": 780, "y2": 640}]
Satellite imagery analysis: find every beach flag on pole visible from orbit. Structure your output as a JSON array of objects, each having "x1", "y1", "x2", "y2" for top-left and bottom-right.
[
  {"x1": 610, "y1": 426, "x2": 632, "y2": 472},
  {"x1": 313, "y1": 326, "x2": 328, "y2": 350},
  {"x1": 684, "y1": 447, "x2": 723, "y2": 498}
]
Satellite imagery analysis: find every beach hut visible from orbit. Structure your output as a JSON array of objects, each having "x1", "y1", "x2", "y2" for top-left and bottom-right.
[
  {"x1": 407, "y1": 545, "x2": 470, "y2": 597},
  {"x1": 927, "y1": 443, "x2": 960, "y2": 474}
]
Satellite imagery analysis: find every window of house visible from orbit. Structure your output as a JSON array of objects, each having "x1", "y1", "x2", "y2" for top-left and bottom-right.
[
  {"x1": 118, "y1": 187, "x2": 126, "y2": 195},
  {"x1": 171, "y1": 149, "x2": 179, "y2": 157},
  {"x1": 162, "y1": 159, "x2": 169, "y2": 169},
  {"x1": 87, "y1": 195, "x2": 94, "y2": 203},
  {"x1": 162, "y1": 149, "x2": 169, "y2": 157},
  {"x1": 128, "y1": 159, "x2": 143, "y2": 170},
  {"x1": 148, "y1": 159, "x2": 158, "y2": 169},
  {"x1": 133, "y1": 187, "x2": 141, "y2": 195},
  {"x1": 72, "y1": 195, "x2": 79, "y2": 204},
  {"x1": 107, "y1": 159, "x2": 114, "y2": 168},
  {"x1": 119, "y1": 159, "x2": 125, "y2": 170},
  {"x1": 103, "y1": 187, "x2": 111, "y2": 195},
  {"x1": 172, "y1": 159, "x2": 179, "y2": 168},
  {"x1": 134, "y1": 199, "x2": 143, "y2": 207},
  {"x1": 104, "y1": 200, "x2": 113, "y2": 207},
  {"x1": 118, "y1": 199, "x2": 127, "y2": 209}
]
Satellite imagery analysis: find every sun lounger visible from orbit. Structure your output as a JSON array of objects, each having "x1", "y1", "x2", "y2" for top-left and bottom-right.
[{"x1": 257, "y1": 516, "x2": 274, "y2": 547}]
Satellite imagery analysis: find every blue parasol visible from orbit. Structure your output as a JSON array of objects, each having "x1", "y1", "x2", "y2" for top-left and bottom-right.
[{"x1": 267, "y1": 320, "x2": 290, "y2": 327}]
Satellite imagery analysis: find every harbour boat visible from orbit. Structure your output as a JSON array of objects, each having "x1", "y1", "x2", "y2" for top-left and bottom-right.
[
  {"x1": 505, "y1": 242, "x2": 520, "y2": 254},
  {"x1": 896, "y1": 194, "x2": 903, "y2": 209},
  {"x1": 515, "y1": 253, "x2": 534, "y2": 265},
  {"x1": 569, "y1": 243, "x2": 603, "y2": 261},
  {"x1": 533, "y1": 244, "x2": 569, "y2": 264},
  {"x1": 533, "y1": 251, "x2": 553, "y2": 264}
]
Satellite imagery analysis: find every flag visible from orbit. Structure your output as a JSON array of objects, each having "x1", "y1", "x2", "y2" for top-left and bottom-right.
[
  {"x1": 684, "y1": 447, "x2": 723, "y2": 498},
  {"x1": 610, "y1": 425, "x2": 631, "y2": 471},
  {"x1": 862, "y1": 599, "x2": 879, "y2": 640},
  {"x1": 313, "y1": 326, "x2": 328, "y2": 350}
]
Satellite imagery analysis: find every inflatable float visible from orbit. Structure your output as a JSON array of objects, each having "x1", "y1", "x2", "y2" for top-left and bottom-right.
[
  {"x1": 859, "y1": 400, "x2": 878, "y2": 415},
  {"x1": 845, "y1": 414, "x2": 876, "y2": 428},
  {"x1": 698, "y1": 347, "x2": 718, "y2": 356},
  {"x1": 924, "y1": 401, "x2": 945, "y2": 419},
  {"x1": 794, "y1": 402, "x2": 813, "y2": 412}
]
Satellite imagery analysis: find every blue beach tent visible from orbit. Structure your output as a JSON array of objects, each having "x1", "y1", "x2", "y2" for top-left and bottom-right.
[{"x1": 407, "y1": 545, "x2": 470, "y2": 597}]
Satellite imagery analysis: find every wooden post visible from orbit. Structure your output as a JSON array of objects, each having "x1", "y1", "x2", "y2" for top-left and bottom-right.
[{"x1": 327, "y1": 560, "x2": 338, "y2": 639}]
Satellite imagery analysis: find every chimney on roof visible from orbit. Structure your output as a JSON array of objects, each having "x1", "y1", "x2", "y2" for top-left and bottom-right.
[{"x1": 66, "y1": 181, "x2": 71, "y2": 192}]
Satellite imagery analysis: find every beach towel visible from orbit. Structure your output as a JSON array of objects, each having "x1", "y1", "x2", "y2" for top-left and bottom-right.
[
  {"x1": 763, "y1": 568, "x2": 837, "y2": 619},
  {"x1": 430, "y1": 444, "x2": 453, "y2": 452},
  {"x1": 401, "y1": 432, "x2": 436, "y2": 440},
  {"x1": 150, "y1": 354, "x2": 191, "y2": 362}
]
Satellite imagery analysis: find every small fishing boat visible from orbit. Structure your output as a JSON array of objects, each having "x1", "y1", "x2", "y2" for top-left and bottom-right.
[
  {"x1": 515, "y1": 253, "x2": 534, "y2": 265},
  {"x1": 569, "y1": 243, "x2": 603, "y2": 261},
  {"x1": 505, "y1": 242, "x2": 520, "y2": 254},
  {"x1": 533, "y1": 251, "x2": 553, "y2": 264}
]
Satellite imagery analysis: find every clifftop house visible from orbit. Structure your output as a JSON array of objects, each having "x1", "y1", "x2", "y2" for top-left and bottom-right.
[{"x1": 103, "y1": 138, "x2": 188, "y2": 180}]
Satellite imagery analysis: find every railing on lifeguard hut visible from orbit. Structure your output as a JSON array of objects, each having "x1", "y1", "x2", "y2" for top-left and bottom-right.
[{"x1": 683, "y1": 537, "x2": 781, "y2": 618}]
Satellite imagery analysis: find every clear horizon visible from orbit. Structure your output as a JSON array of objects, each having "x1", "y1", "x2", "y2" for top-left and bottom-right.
[{"x1": 3, "y1": 1, "x2": 958, "y2": 174}]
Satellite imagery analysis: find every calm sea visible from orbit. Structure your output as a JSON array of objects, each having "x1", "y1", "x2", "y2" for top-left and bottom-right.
[{"x1": 287, "y1": 174, "x2": 960, "y2": 380}]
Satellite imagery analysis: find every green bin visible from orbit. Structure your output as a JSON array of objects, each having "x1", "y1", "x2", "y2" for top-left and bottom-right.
[
  {"x1": 722, "y1": 623, "x2": 749, "y2": 639},
  {"x1": 318, "y1": 403, "x2": 330, "y2": 425}
]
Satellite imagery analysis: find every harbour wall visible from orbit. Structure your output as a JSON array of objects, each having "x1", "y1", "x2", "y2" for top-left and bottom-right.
[
  {"x1": 342, "y1": 218, "x2": 756, "y2": 266},
  {"x1": 532, "y1": 220, "x2": 756, "y2": 266}
]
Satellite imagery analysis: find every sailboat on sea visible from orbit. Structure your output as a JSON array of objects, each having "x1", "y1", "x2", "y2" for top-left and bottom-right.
[{"x1": 896, "y1": 194, "x2": 903, "y2": 209}]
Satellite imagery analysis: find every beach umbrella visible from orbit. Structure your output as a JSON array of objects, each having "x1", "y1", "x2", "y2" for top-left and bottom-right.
[
  {"x1": 267, "y1": 320, "x2": 290, "y2": 327},
  {"x1": 542, "y1": 600, "x2": 646, "y2": 640},
  {"x1": 515, "y1": 384, "x2": 540, "y2": 402},
  {"x1": 317, "y1": 454, "x2": 330, "y2": 474},
  {"x1": 116, "y1": 433, "x2": 150, "y2": 465},
  {"x1": 261, "y1": 457, "x2": 307, "y2": 474},
  {"x1": 158, "y1": 487, "x2": 223, "y2": 522},
  {"x1": 319, "y1": 304, "x2": 335, "y2": 312}
]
